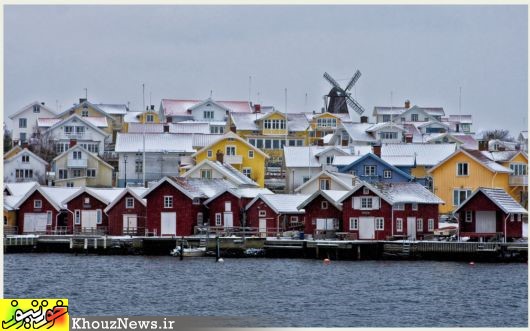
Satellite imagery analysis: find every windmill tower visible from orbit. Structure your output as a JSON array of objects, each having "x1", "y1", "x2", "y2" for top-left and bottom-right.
[{"x1": 323, "y1": 70, "x2": 365, "y2": 117}]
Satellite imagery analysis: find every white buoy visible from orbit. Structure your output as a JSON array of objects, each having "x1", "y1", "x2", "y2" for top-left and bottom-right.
[
  {"x1": 324, "y1": 258, "x2": 331, "y2": 265},
  {"x1": 217, "y1": 258, "x2": 224, "y2": 263},
  {"x1": 469, "y1": 261, "x2": 475, "y2": 266}
]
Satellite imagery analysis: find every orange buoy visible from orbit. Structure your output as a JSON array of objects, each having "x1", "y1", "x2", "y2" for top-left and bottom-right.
[{"x1": 324, "y1": 258, "x2": 331, "y2": 265}]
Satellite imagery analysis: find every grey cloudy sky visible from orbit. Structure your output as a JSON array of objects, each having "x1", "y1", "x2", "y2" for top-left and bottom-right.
[{"x1": 4, "y1": 5, "x2": 528, "y2": 135}]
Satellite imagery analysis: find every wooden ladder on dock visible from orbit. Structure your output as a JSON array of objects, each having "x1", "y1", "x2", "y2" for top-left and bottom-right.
[{"x1": 402, "y1": 242, "x2": 411, "y2": 254}]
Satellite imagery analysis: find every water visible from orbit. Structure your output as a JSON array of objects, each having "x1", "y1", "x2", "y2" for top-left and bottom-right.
[{"x1": 4, "y1": 254, "x2": 528, "y2": 327}]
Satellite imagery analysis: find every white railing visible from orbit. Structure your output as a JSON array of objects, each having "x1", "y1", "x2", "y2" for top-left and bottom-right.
[
  {"x1": 509, "y1": 175, "x2": 528, "y2": 186},
  {"x1": 67, "y1": 158, "x2": 88, "y2": 168}
]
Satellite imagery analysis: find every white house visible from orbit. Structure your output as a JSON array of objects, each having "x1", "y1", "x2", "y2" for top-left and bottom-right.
[
  {"x1": 8, "y1": 101, "x2": 58, "y2": 145},
  {"x1": 3, "y1": 147, "x2": 48, "y2": 184},
  {"x1": 294, "y1": 170, "x2": 357, "y2": 195},
  {"x1": 518, "y1": 131, "x2": 528, "y2": 153},
  {"x1": 41, "y1": 114, "x2": 110, "y2": 155},
  {"x1": 373, "y1": 101, "x2": 445, "y2": 123},
  {"x1": 182, "y1": 159, "x2": 259, "y2": 187}
]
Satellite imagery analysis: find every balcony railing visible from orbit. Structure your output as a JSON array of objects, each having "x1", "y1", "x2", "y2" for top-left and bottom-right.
[
  {"x1": 64, "y1": 132, "x2": 85, "y2": 139},
  {"x1": 224, "y1": 155, "x2": 243, "y2": 164},
  {"x1": 509, "y1": 175, "x2": 528, "y2": 186},
  {"x1": 67, "y1": 158, "x2": 88, "y2": 168}
]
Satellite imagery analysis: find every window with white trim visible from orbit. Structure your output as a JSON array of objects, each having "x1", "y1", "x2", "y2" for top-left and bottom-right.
[
  {"x1": 319, "y1": 179, "x2": 330, "y2": 190},
  {"x1": 465, "y1": 211, "x2": 472, "y2": 223},
  {"x1": 87, "y1": 169, "x2": 96, "y2": 177},
  {"x1": 364, "y1": 165, "x2": 376, "y2": 176},
  {"x1": 412, "y1": 203, "x2": 418, "y2": 211},
  {"x1": 428, "y1": 219, "x2": 434, "y2": 232},
  {"x1": 453, "y1": 189, "x2": 472, "y2": 206},
  {"x1": 363, "y1": 187, "x2": 369, "y2": 195},
  {"x1": 510, "y1": 163, "x2": 527, "y2": 176},
  {"x1": 396, "y1": 218, "x2": 403, "y2": 232},
  {"x1": 375, "y1": 218, "x2": 384, "y2": 230},
  {"x1": 258, "y1": 210, "x2": 266, "y2": 217},
  {"x1": 226, "y1": 146, "x2": 236, "y2": 156},
  {"x1": 215, "y1": 213, "x2": 222, "y2": 226},
  {"x1": 164, "y1": 196, "x2": 173, "y2": 208},
  {"x1": 200, "y1": 169, "x2": 212, "y2": 179},
  {"x1": 22, "y1": 155, "x2": 30, "y2": 163},
  {"x1": 34, "y1": 200, "x2": 42, "y2": 209},
  {"x1": 383, "y1": 170, "x2": 392, "y2": 179},
  {"x1": 393, "y1": 203, "x2": 404, "y2": 210},
  {"x1": 74, "y1": 210, "x2": 81, "y2": 225},
  {"x1": 325, "y1": 156, "x2": 334, "y2": 165},
  {"x1": 126, "y1": 197, "x2": 134, "y2": 208},
  {"x1": 204, "y1": 110, "x2": 214, "y2": 120},
  {"x1": 349, "y1": 217, "x2": 358, "y2": 230},
  {"x1": 248, "y1": 150, "x2": 254, "y2": 158},
  {"x1": 361, "y1": 197, "x2": 373, "y2": 209},
  {"x1": 19, "y1": 118, "x2": 27, "y2": 128},
  {"x1": 416, "y1": 218, "x2": 423, "y2": 232},
  {"x1": 207, "y1": 150, "x2": 213, "y2": 158},
  {"x1": 290, "y1": 216, "x2": 299, "y2": 223},
  {"x1": 243, "y1": 168, "x2": 252, "y2": 178},
  {"x1": 72, "y1": 169, "x2": 82, "y2": 178},
  {"x1": 457, "y1": 163, "x2": 469, "y2": 176},
  {"x1": 47, "y1": 211, "x2": 52, "y2": 225},
  {"x1": 146, "y1": 114, "x2": 154, "y2": 123},
  {"x1": 73, "y1": 151, "x2": 82, "y2": 160},
  {"x1": 33, "y1": 105, "x2": 40, "y2": 113},
  {"x1": 84, "y1": 197, "x2": 90, "y2": 205},
  {"x1": 321, "y1": 201, "x2": 328, "y2": 209},
  {"x1": 81, "y1": 109, "x2": 89, "y2": 117},
  {"x1": 197, "y1": 212, "x2": 204, "y2": 225},
  {"x1": 96, "y1": 209, "x2": 103, "y2": 224}
]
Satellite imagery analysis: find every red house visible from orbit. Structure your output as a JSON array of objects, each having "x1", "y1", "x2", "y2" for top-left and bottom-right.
[
  {"x1": 104, "y1": 187, "x2": 148, "y2": 236},
  {"x1": 11, "y1": 185, "x2": 61, "y2": 234},
  {"x1": 142, "y1": 177, "x2": 211, "y2": 236},
  {"x1": 339, "y1": 181, "x2": 443, "y2": 240},
  {"x1": 62, "y1": 188, "x2": 123, "y2": 235},
  {"x1": 296, "y1": 190, "x2": 348, "y2": 236},
  {"x1": 203, "y1": 188, "x2": 273, "y2": 229},
  {"x1": 454, "y1": 187, "x2": 527, "y2": 241},
  {"x1": 245, "y1": 194, "x2": 309, "y2": 237}
]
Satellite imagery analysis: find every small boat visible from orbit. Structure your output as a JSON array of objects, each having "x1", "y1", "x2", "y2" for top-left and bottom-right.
[{"x1": 170, "y1": 246, "x2": 206, "y2": 257}]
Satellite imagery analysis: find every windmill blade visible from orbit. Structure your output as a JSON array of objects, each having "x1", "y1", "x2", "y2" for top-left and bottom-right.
[
  {"x1": 323, "y1": 72, "x2": 342, "y2": 90},
  {"x1": 345, "y1": 70, "x2": 362, "y2": 91},
  {"x1": 346, "y1": 95, "x2": 365, "y2": 115}
]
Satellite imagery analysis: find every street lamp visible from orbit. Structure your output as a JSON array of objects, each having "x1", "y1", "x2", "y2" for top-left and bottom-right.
[{"x1": 124, "y1": 154, "x2": 128, "y2": 187}]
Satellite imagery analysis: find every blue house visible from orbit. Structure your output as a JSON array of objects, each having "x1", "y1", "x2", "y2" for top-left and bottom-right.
[{"x1": 337, "y1": 152, "x2": 413, "y2": 184}]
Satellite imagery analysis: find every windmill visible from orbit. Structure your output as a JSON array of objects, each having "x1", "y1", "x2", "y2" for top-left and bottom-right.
[{"x1": 323, "y1": 70, "x2": 365, "y2": 115}]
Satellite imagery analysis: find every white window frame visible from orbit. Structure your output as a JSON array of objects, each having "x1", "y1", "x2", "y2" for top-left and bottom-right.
[
  {"x1": 34, "y1": 200, "x2": 42, "y2": 209},
  {"x1": 412, "y1": 203, "x2": 418, "y2": 211},
  {"x1": 96, "y1": 209, "x2": 103, "y2": 225},
  {"x1": 383, "y1": 170, "x2": 392, "y2": 179},
  {"x1": 207, "y1": 150, "x2": 213, "y2": 158},
  {"x1": 204, "y1": 110, "x2": 214, "y2": 119},
  {"x1": 364, "y1": 165, "x2": 376, "y2": 176},
  {"x1": 146, "y1": 114, "x2": 154, "y2": 123},
  {"x1": 248, "y1": 150, "x2": 254, "y2": 159},
  {"x1": 200, "y1": 169, "x2": 212, "y2": 179},
  {"x1": 47, "y1": 211, "x2": 53, "y2": 226},
  {"x1": 74, "y1": 210, "x2": 81, "y2": 225},
  {"x1": 87, "y1": 169, "x2": 97, "y2": 177},
  {"x1": 226, "y1": 145, "x2": 236, "y2": 156},
  {"x1": 215, "y1": 213, "x2": 222, "y2": 226},
  {"x1": 428, "y1": 218, "x2": 434, "y2": 232},
  {"x1": 361, "y1": 197, "x2": 373, "y2": 210},
  {"x1": 19, "y1": 118, "x2": 27, "y2": 128},
  {"x1": 363, "y1": 187, "x2": 369, "y2": 195},
  {"x1": 456, "y1": 162, "x2": 469, "y2": 176},
  {"x1": 290, "y1": 216, "x2": 299, "y2": 223},
  {"x1": 375, "y1": 218, "x2": 384, "y2": 230},
  {"x1": 126, "y1": 197, "x2": 135, "y2": 209},
  {"x1": 416, "y1": 218, "x2": 423, "y2": 232},
  {"x1": 453, "y1": 189, "x2": 472, "y2": 206},
  {"x1": 396, "y1": 218, "x2": 403, "y2": 232},
  {"x1": 393, "y1": 203, "x2": 405, "y2": 211},
  {"x1": 349, "y1": 217, "x2": 359, "y2": 230},
  {"x1": 321, "y1": 201, "x2": 328, "y2": 209},
  {"x1": 465, "y1": 211, "x2": 473, "y2": 223},
  {"x1": 22, "y1": 155, "x2": 30, "y2": 163},
  {"x1": 243, "y1": 168, "x2": 252, "y2": 178},
  {"x1": 164, "y1": 196, "x2": 173, "y2": 208},
  {"x1": 258, "y1": 210, "x2": 266, "y2": 217},
  {"x1": 319, "y1": 179, "x2": 330, "y2": 190}
]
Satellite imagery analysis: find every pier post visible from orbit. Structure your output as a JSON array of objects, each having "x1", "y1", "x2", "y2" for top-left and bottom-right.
[
  {"x1": 103, "y1": 237, "x2": 107, "y2": 249},
  {"x1": 94, "y1": 238, "x2": 97, "y2": 249},
  {"x1": 216, "y1": 236, "x2": 220, "y2": 262},
  {"x1": 180, "y1": 236, "x2": 184, "y2": 261},
  {"x1": 316, "y1": 245, "x2": 319, "y2": 259},
  {"x1": 302, "y1": 241, "x2": 307, "y2": 259},
  {"x1": 357, "y1": 245, "x2": 361, "y2": 260},
  {"x1": 84, "y1": 238, "x2": 88, "y2": 250},
  {"x1": 69, "y1": 238, "x2": 73, "y2": 249}
]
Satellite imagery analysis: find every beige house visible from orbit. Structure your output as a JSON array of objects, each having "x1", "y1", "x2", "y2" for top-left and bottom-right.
[{"x1": 51, "y1": 144, "x2": 114, "y2": 187}]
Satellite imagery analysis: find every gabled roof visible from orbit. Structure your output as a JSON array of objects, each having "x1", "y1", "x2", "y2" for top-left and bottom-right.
[
  {"x1": 142, "y1": 176, "x2": 201, "y2": 200},
  {"x1": 337, "y1": 181, "x2": 393, "y2": 204},
  {"x1": 52, "y1": 145, "x2": 113, "y2": 170},
  {"x1": 454, "y1": 188, "x2": 527, "y2": 214},
  {"x1": 311, "y1": 112, "x2": 342, "y2": 120},
  {"x1": 115, "y1": 133, "x2": 196, "y2": 153},
  {"x1": 488, "y1": 150, "x2": 527, "y2": 163},
  {"x1": 61, "y1": 187, "x2": 123, "y2": 205},
  {"x1": 314, "y1": 146, "x2": 350, "y2": 158},
  {"x1": 340, "y1": 122, "x2": 377, "y2": 142},
  {"x1": 338, "y1": 153, "x2": 413, "y2": 180},
  {"x1": 103, "y1": 187, "x2": 148, "y2": 213},
  {"x1": 381, "y1": 143, "x2": 457, "y2": 167},
  {"x1": 229, "y1": 112, "x2": 310, "y2": 132},
  {"x1": 12, "y1": 184, "x2": 63, "y2": 211},
  {"x1": 44, "y1": 114, "x2": 110, "y2": 137},
  {"x1": 4, "y1": 182, "x2": 39, "y2": 197},
  {"x1": 297, "y1": 190, "x2": 349, "y2": 211},
  {"x1": 182, "y1": 159, "x2": 259, "y2": 187},
  {"x1": 446, "y1": 115, "x2": 473, "y2": 124},
  {"x1": 245, "y1": 194, "x2": 310, "y2": 214},
  {"x1": 428, "y1": 148, "x2": 512, "y2": 174},
  {"x1": 366, "y1": 122, "x2": 407, "y2": 133},
  {"x1": 142, "y1": 176, "x2": 235, "y2": 200},
  {"x1": 203, "y1": 187, "x2": 273, "y2": 206},
  {"x1": 283, "y1": 146, "x2": 352, "y2": 168},
  {"x1": 8, "y1": 101, "x2": 58, "y2": 119},
  {"x1": 57, "y1": 100, "x2": 116, "y2": 119},
  {"x1": 37, "y1": 116, "x2": 108, "y2": 128},
  {"x1": 95, "y1": 104, "x2": 128, "y2": 115},
  {"x1": 4, "y1": 147, "x2": 49, "y2": 166},
  {"x1": 372, "y1": 105, "x2": 445, "y2": 117},
  {"x1": 519, "y1": 131, "x2": 528, "y2": 140},
  {"x1": 294, "y1": 170, "x2": 356, "y2": 193},
  {"x1": 416, "y1": 120, "x2": 451, "y2": 129},
  {"x1": 161, "y1": 99, "x2": 252, "y2": 117},
  {"x1": 191, "y1": 131, "x2": 269, "y2": 159}
]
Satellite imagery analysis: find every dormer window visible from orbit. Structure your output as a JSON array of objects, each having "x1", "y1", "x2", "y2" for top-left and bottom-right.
[
  {"x1": 146, "y1": 114, "x2": 154, "y2": 123},
  {"x1": 81, "y1": 109, "x2": 89, "y2": 117}
]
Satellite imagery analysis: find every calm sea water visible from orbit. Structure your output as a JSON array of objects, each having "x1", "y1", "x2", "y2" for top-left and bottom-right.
[{"x1": 4, "y1": 254, "x2": 528, "y2": 327}]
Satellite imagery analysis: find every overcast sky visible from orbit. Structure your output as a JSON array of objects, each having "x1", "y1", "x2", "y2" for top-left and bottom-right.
[{"x1": 4, "y1": 5, "x2": 528, "y2": 135}]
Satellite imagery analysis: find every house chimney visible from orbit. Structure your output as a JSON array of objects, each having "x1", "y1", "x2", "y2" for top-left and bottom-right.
[
  {"x1": 405, "y1": 134, "x2": 413, "y2": 143},
  {"x1": 41, "y1": 102, "x2": 45, "y2": 106},
  {"x1": 69, "y1": 139, "x2": 77, "y2": 148},
  {"x1": 150, "y1": 105, "x2": 155, "y2": 111},
  {"x1": 478, "y1": 140, "x2": 488, "y2": 151},
  {"x1": 360, "y1": 116, "x2": 368, "y2": 123},
  {"x1": 254, "y1": 104, "x2": 261, "y2": 113},
  {"x1": 216, "y1": 150, "x2": 224, "y2": 163},
  {"x1": 372, "y1": 143, "x2": 381, "y2": 158},
  {"x1": 79, "y1": 98, "x2": 87, "y2": 104},
  {"x1": 21, "y1": 142, "x2": 29, "y2": 150},
  {"x1": 404, "y1": 100, "x2": 411, "y2": 109}
]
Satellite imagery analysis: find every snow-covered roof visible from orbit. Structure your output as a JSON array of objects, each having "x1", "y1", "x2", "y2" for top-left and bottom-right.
[
  {"x1": 446, "y1": 115, "x2": 473, "y2": 124},
  {"x1": 96, "y1": 104, "x2": 128, "y2": 115},
  {"x1": 103, "y1": 187, "x2": 147, "y2": 213},
  {"x1": 428, "y1": 149, "x2": 513, "y2": 174},
  {"x1": 381, "y1": 143, "x2": 457, "y2": 166},
  {"x1": 182, "y1": 159, "x2": 259, "y2": 187},
  {"x1": 87, "y1": 188, "x2": 125, "y2": 204},
  {"x1": 455, "y1": 188, "x2": 527, "y2": 214},
  {"x1": 36, "y1": 118, "x2": 62, "y2": 127},
  {"x1": 126, "y1": 123, "x2": 166, "y2": 133},
  {"x1": 246, "y1": 194, "x2": 310, "y2": 214},
  {"x1": 170, "y1": 177, "x2": 236, "y2": 199},
  {"x1": 126, "y1": 122, "x2": 211, "y2": 134},
  {"x1": 161, "y1": 99, "x2": 252, "y2": 116},
  {"x1": 489, "y1": 139, "x2": 518, "y2": 151},
  {"x1": 283, "y1": 146, "x2": 352, "y2": 168},
  {"x1": 44, "y1": 114, "x2": 109, "y2": 136},
  {"x1": 294, "y1": 170, "x2": 356, "y2": 193},
  {"x1": 332, "y1": 155, "x2": 364, "y2": 166},
  {"x1": 115, "y1": 133, "x2": 196, "y2": 153},
  {"x1": 341, "y1": 123, "x2": 377, "y2": 142},
  {"x1": 519, "y1": 131, "x2": 528, "y2": 140},
  {"x1": 487, "y1": 151, "x2": 522, "y2": 162},
  {"x1": 192, "y1": 132, "x2": 269, "y2": 158},
  {"x1": 203, "y1": 187, "x2": 273, "y2": 205},
  {"x1": 39, "y1": 186, "x2": 82, "y2": 209},
  {"x1": 4, "y1": 182, "x2": 40, "y2": 197},
  {"x1": 375, "y1": 182, "x2": 445, "y2": 204},
  {"x1": 9, "y1": 101, "x2": 58, "y2": 120},
  {"x1": 124, "y1": 111, "x2": 143, "y2": 123},
  {"x1": 192, "y1": 134, "x2": 223, "y2": 148},
  {"x1": 4, "y1": 148, "x2": 48, "y2": 166},
  {"x1": 366, "y1": 122, "x2": 406, "y2": 133},
  {"x1": 373, "y1": 106, "x2": 445, "y2": 117},
  {"x1": 52, "y1": 145, "x2": 113, "y2": 170},
  {"x1": 297, "y1": 190, "x2": 349, "y2": 210},
  {"x1": 230, "y1": 112, "x2": 310, "y2": 132}
]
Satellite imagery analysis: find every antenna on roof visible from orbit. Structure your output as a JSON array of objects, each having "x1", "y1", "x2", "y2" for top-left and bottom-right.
[
  {"x1": 149, "y1": 91, "x2": 152, "y2": 108},
  {"x1": 248, "y1": 76, "x2": 252, "y2": 104},
  {"x1": 305, "y1": 93, "x2": 308, "y2": 112},
  {"x1": 459, "y1": 86, "x2": 462, "y2": 115},
  {"x1": 210, "y1": 90, "x2": 213, "y2": 98},
  {"x1": 84, "y1": 88, "x2": 88, "y2": 100},
  {"x1": 142, "y1": 83, "x2": 145, "y2": 112}
]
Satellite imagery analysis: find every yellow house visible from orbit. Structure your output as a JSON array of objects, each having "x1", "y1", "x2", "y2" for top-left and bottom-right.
[
  {"x1": 51, "y1": 144, "x2": 114, "y2": 187},
  {"x1": 227, "y1": 110, "x2": 310, "y2": 165},
  {"x1": 308, "y1": 112, "x2": 345, "y2": 146},
  {"x1": 123, "y1": 110, "x2": 161, "y2": 132},
  {"x1": 428, "y1": 148, "x2": 515, "y2": 214},
  {"x1": 57, "y1": 100, "x2": 127, "y2": 142},
  {"x1": 498, "y1": 151, "x2": 528, "y2": 208},
  {"x1": 192, "y1": 132, "x2": 269, "y2": 187}
]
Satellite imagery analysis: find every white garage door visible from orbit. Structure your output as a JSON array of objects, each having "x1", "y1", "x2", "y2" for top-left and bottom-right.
[
  {"x1": 82, "y1": 211, "x2": 98, "y2": 230},
  {"x1": 123, "y1": 214, "x2": 137, "y2": 234},
  {"x1": 23, "y1": 213, "x2": 48, "y2": 233},
  {"x1": 359, "y1": 217, "x2": 375, "y2": 240},
  {"x1": 161, "y1": 212, "x2": 177, "y2": 236},
  {"x1": 223, "y1": 212, "x2": 233, "y2": 228},
  {"x1": 476, "y1": 211, "x2": 496, "y2": 233}
]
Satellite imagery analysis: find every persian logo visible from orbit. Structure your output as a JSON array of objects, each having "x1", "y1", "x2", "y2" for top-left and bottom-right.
[{"x1": 1, "y1": 299, "x2": 68, "y2": 330}]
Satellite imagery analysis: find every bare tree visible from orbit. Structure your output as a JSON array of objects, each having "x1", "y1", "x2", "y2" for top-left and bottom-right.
[
  {"x1": 481, "y1": 129, "x2": 514, "y2": 142},
  {"x1": 30, "y1": 126, "x2": 58, "y2": 163},
  {"x1": 4, "y1": 123, "x2": 12, "y2": 153}
]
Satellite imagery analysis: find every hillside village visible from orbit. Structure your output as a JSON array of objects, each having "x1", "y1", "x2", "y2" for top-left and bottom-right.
[{"x1": 4, "y1": 73, "x2": 529, "y2": 242}]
